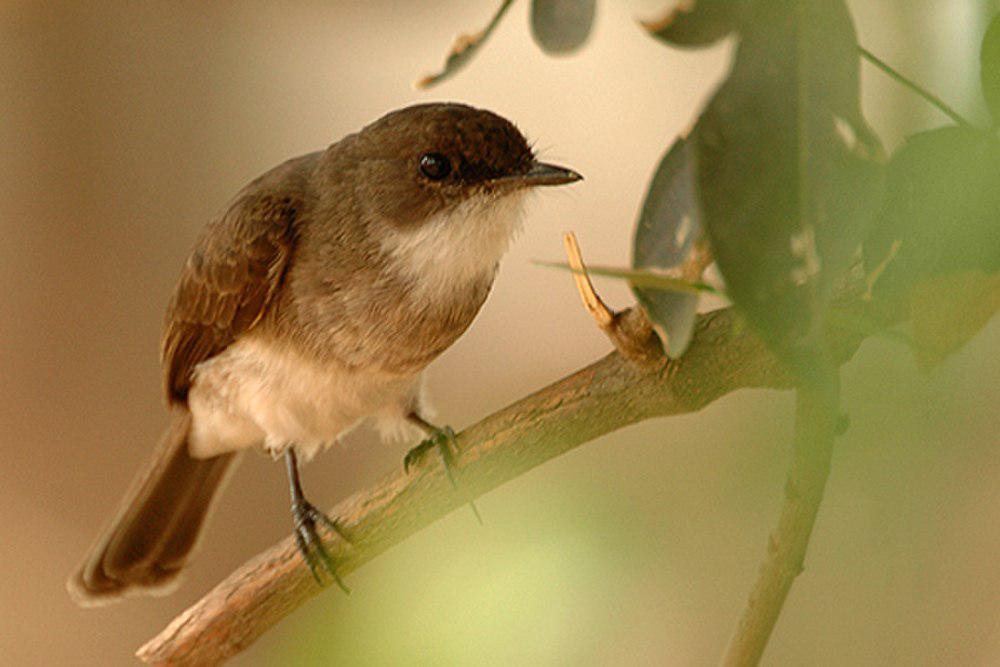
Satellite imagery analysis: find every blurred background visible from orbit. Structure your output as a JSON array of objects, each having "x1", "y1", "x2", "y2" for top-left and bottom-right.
[{"x1": 1, "y1": 1, "x2": 998, "y2": 664}]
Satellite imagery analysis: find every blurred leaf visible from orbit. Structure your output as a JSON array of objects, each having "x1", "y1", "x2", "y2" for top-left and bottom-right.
[
  {"x1": 693, "y1": 0, "x2": 883, "y2": 362},
  {"x1": 631, "y1": 135, "x2": 708, "y2": 357},
  {"x1": 417, "y1": 0, "x2": 516, "y2": 88},
  {"x1": 864, "y1": 126, "x2": 1000, "y2": 301},
  {"x1": 536, "y1": 260, "x2": 720, "y2": 294},
  {"x1": 825, "y1": 307, "x2": 918, "y2": 350},
  {"x1": 982, "y1": 13, "x2": 1000, "y2": 125},
  {"x1": 635, "y1": 138, "x2": 702, "y2": 272},
  {"x1": 641, "y1": 0, "x2": 745, "y2": 49},
  {"x1": 530, "y1": 0, "x2": 596, "y2": 54},
  {"x1": 910, "y1": 271, "x2": 1000, "y2": 369},
  {"x1": 863, "y1": 125, "x2": 1000, "y2": 366}
]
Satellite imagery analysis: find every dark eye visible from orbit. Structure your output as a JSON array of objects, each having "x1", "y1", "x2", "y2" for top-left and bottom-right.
[{"x1": 419, "y1": 153, "x2": 452, "y2": 180}]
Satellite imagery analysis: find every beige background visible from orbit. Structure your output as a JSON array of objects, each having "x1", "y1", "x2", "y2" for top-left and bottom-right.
[{"x1": 1, "y1": 1, "x2": 998, "y2": 665}]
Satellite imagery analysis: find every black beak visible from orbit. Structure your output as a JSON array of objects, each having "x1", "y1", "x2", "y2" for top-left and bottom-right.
[{"x1": 505, "y1": 161, "x2": 583, "y2": 187}]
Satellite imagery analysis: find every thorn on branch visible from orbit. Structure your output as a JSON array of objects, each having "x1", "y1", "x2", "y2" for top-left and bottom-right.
[{"x1": 562, "y1": 232, "x2": 663, "y2": 366}]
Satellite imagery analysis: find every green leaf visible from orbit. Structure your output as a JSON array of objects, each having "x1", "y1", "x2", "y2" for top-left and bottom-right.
[
  {"x1": 641, "y1": 0, "x2": 745, "y2": 49},
  {"x1": 417, "y1": 0, "x2": 516, "y2": 88},
  {"x1": 530, "y1": 0, "x2": 596, "y2": 55},
  {"x1": 864, "y1": 126, "x2": 1000, "y2": 301},
  {"x1": 824, "y1": 308, "x2": 918, "y2": 351},
  {"x1": 863, "y1": 123, "x2": 1000, "y2": 367},
  {"x1": 981, "y1": 13, "x2": 1000, "y2": 125},
  {"x1": 692, "y1": 0, "x2": 883, "y2": 363},
  {"x1": 631, "y1": 135, "x2": 706, "y2": 357},
  {"x1": 909, "y1": 271, "x2": 1000, "y2": 369}
]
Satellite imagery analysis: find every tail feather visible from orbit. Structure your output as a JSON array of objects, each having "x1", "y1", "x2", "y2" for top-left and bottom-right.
[{"x1": 68, "y1": 410, "x2": 238, "y2": 606}]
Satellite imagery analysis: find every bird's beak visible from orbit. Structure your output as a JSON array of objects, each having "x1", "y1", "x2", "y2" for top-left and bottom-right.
[{"x1": 503, "y1": 161, "x2": 583, "y2": 187}]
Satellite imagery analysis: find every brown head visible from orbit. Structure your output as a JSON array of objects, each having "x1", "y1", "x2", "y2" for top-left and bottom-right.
[{"x1": 324, "y1": 102, "x2": 582, "y2": 228}]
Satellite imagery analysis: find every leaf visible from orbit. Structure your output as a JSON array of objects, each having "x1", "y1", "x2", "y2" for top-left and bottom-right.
[
  {"x1": 981, "y1": 13, "x2": 1000, "y2": 125},
  {"x1": 640, "y1": 0, "x2": 745, "y2": 49},
  {"x1": 535, "y1": 261, "x2": 720, "y2": 294},
  {"x1": 530, "y1": 0, "x2": 597, "y2": 55},
  {"x1": 416, "y1": 0, "x2": 517, "y2": 88},
  {"x1": 825, "y1": 308, "x2": 918, "y2": 350},
  {"x1": 631, "y1": 135, "x2": 709, "y2": 357},
  {"x1": 692, "y1": 0, "x2": 883, "y2": 362},
  {"x1": 863, "y1": 123, "x2": 1000, "y2": 366},
  {"x1": 864, "y1": 126, "x2": 1000, "y2": 301},
  {"x1": 910, "y1": 271, "x2": 1000, "y2": 369}
]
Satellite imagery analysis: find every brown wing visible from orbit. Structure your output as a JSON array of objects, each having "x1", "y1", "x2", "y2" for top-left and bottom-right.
[{"x1": 161, "y1": 192, "x2": 299, "y2": 404}]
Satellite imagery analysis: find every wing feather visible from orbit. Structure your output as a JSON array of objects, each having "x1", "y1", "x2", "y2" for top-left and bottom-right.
[{"x1": 161, "y1": 192, "x2": 299, "y2": 404}]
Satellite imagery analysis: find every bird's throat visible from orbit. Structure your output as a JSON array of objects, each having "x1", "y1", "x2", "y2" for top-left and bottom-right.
[{"x1": 381, "y1": 192, "x2": 525, "y2": 306}]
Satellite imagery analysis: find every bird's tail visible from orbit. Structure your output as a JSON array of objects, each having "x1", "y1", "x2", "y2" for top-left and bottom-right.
[{"x1": 68, "y1": 409, "x2": 238, "y2": 606}]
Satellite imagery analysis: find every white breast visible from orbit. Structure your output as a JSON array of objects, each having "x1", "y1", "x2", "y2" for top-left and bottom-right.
[
  {"x1": 381, "y1": 191, "x2": 525, "y2": 304},
  {"x1": 186, "y1": 336, "x2": 424, "y2": 460}
]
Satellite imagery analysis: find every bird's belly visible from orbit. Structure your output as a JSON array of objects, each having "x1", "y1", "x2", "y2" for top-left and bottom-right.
[{"x1": 186, "y1": 337, "x2": 421, "y2": 460}]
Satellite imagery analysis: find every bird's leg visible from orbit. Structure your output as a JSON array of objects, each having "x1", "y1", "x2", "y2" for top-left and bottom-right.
[
  {"x1": 403, "y1": 413, "x2": 482, "y2": 524},
  {"x1": 285, "y1": 448, "x2": 350, "y2": 594}
]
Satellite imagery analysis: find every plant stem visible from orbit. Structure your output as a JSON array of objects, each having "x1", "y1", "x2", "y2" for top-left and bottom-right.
[
  {"x1": 722, "y1": 368, "x2": 840, "y2": 665},
  {"x1": 858, "y1": 46, "x2": 973, "y2": 128}
]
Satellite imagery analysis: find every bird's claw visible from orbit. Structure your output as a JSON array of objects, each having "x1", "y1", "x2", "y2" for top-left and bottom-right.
[
  {"x1": 402, "y1": 425, "x2": 482, "y2": 524},
  {"x1": 291, "y1": 500, "x2": 350, "y2": 594},
  {"x1": 403, "y1": 425, "x2": 457, "y2": 477}
]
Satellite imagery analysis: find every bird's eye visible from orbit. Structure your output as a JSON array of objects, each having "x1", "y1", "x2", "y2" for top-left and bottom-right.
[{"x1": 418, "y1": 153, "x2": 452, "y2": 181}]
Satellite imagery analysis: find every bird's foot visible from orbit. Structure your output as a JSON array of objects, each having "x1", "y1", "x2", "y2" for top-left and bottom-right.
[
  {"x1": 291, "y1": 499, "x2": 350, "y2": 594},
  {"x1": 403, "y1": 425, "x2": 457, "y2": 477},
  {"x1": 403, "y1": 425, "x2": 482, "y2": 524}
]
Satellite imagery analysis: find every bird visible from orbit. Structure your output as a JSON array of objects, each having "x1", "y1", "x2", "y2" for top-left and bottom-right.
[{"x1": 68, "y1": 102, "x2": 582, "y2": 605}]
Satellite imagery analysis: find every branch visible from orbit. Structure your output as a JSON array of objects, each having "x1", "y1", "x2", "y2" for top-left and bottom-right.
[
  {"x1": 138, "y1": 305, "x2": 866, "y2": 666},
  {"x1": 722, "y1": 364, "x2": 841, "y2": 665}
]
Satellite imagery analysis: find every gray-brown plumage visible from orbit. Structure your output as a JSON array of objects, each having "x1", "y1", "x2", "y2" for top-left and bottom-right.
[{"x1": 69, "y1": 103, "x2": 581, "y2": 605}]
